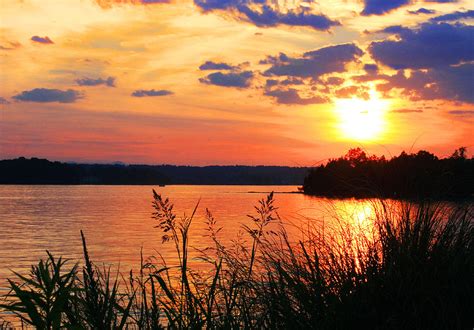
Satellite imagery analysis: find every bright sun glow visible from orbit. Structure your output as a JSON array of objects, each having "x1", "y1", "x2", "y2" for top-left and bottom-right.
[{"x1": 335, "y1": 90, "x2": 390, "y2": 141}]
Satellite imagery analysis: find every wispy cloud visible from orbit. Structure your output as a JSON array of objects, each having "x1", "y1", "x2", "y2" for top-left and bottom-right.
[
  {"x1": 131, "y1": 89, "x2": 173, "y2": 97},
  {"x1": 264, "y1": 88, "x2": 327, "y2": 105},
  {"x1": 361, "y1": 0, "x2": 455, "y2": 16},
  {"x1": 95, "y1": 0, "x2": 171, "y2": 9},
  {"x1": 76, "y1": 76, "x2": 116, "y2": 87},
  {"x1": 430, "y1": 9, "x2": 474, "y2": 22},
  {"x1": 408, "y1": 8, "x2": 436, "y2": 15},
  {"x1": 425, "y1": 0, "x2": 459, "y2": 3},
  {"x1": 448, "y1": 110, "x2": 474, "y2": 116},
  {"x1": 335, "y1": 86, "x2": 369, "y2": 100},
  {"x1": 199, "y1": 61, "x2": 237, "y2": 71},
  {"x1": 0, "y1": 40, "x2": 21, "y2": 50},
  {"x1": 390, "y1": 109, "x2": 424, "y2": 113},
  {"x1": 0, "y1": 97, "x2": 10, "y2": 105}
]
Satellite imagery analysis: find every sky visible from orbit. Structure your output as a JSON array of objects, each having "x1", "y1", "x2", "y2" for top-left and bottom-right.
[{"x1": 0, "y1": 0, "x2": 473, "y2": 165}]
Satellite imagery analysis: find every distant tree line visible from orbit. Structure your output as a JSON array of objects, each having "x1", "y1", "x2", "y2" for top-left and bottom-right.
[
  {"x1": 0, "y1": 157, "x2": 309, "y2": 185},
  {"x1": 302, "y1": 147, "x2": 474, "y2": 200},
  {"x1": 2, "y1": 148, "x2": 472, "y2": 199}
]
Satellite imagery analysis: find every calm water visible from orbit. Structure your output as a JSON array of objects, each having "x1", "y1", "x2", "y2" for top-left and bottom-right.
[{"x1": 0, "y1": 185, "x2": 381, "y2": 292}]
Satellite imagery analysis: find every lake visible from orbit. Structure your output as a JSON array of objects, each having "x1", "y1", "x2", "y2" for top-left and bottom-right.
[{"x1": 0, "y1": 185, "x2": 383, "y2": 291}]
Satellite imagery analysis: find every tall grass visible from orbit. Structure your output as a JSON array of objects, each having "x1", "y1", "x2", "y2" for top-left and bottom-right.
[
  {"x1": 1, "y1": 192, "x2": 473, "y2": 329},
  {"x1": 255, "y1": 202, "x2": 474, "y2": 329}
]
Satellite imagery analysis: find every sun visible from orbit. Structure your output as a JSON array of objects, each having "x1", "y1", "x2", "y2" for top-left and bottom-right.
[{"x1": 335, "y1": 90, "x2": 390, "y2": 141}]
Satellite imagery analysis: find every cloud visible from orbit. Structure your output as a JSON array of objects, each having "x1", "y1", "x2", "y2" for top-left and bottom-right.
[
  {"x1": 194, "y1": 0, "x2": 340, "y2": 31},
  {"x1": 76, "y1": 76, "x2": 116, "y2": 87},
  {"x1": 31, "y1": 36, "x2": 54, "y2": 44},
  {"x1": 266, "y1": 77, "x2": 305, "y2": 87},
  {"x1": 131, "y1": 89, "x2": 174, "y2": 97},
  {"x1": 0, "y1": 97, "x2": 10, "y2": 104},
  {"x1": 363, "y1": 63, "x2": 379, "y2": 73},
  {"x1": 95, "y1": 0, "x2": 171, "y2": 8},
  {"x1": 408, "y1": 8, "x2": 436, "y2": 15},
  {"x1": 370, "y1": 22, "x2": 473, "y2": 69},
  {"x1": 265, "y1": 79, "x2": 278, "y2": 88},
  {"x1": 0, "y1": 40, "x2": 21, "y2": 50},
  {"x1": 263, "y1": 43, "x2": 363, "y2": 78},
  {"x1": 390, "y1": 109, "x2": 424, "y2": 113},
  {"x1": 199, "y1": 61, "x2": 236, "y2": 70},
  {"x1": 193, "y1": 0, "x2": 232, "y2": 11},
  {"x1": 258, "y1": 43, "x2": 365, "y2": 104},
  {"x1": 361, "y1": 0, "x2": 411, "y2": 16},
  {"x1": 361, "y1": 0, "x2": 460, "y2": 16},
  {"x1": 376, "y1": 63, "x2": 474, "y2": 104},
  {"x1": 335, "y1": 86, "x2": 370, "y2": 100},
  {"x1": 378, "y1": 25, "x2": 412, "y2": 34},
  {"x1": 352, "y1": 72, "x2": 389, "y2": 83},
  {"x1": 199, "y1": 71, "x2": 253, "y2": 88},
  {"x1": 425, "y1": 0, "x2": 458, "y2": 2},
  {"x1": 448, "y1": 110, "x2": 474, "y2": 116},
  {"x1": 359, "y1": 20, "x2": 473, "y2": 104},
  {"x1": 280, "y1": 77, "x2": 305, "y2": 85},
  {"x1": 264, "y1": 88, "x2": 327, "y2": 105},
  {"x1": 325, "y1": 77, "x2": 344, "y2": 85},
  {"x1": 430, "y1": 10, "x2": 474, "y2": 22},
  {"x1": 12, "y1": 88, "x2": 83, "y2": 103},
  {"x1": 237, "y1": 5, "x2": 340, "y2": 30},
  {"x1": 259, "y1": 52, "x2": 290, "y2": 65},
  {"x1": 361, "y1": 21, "x2": 473, "y2": 105}
]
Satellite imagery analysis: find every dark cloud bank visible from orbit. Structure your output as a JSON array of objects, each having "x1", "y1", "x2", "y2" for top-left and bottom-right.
[{"x1": 370, "y1": 21, "x2": 474, "y2": 104}]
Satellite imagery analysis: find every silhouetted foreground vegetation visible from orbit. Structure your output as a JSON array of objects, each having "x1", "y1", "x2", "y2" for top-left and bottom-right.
[
  {"x1": 0, "y1": 158, "x2": 308, "y2": 185},
  {"x1": 1, "y1": 193, "x2": 473, "y2": 329},
  {"x1": 303, "y1": 147, "x2": 474, "y2": 200}
]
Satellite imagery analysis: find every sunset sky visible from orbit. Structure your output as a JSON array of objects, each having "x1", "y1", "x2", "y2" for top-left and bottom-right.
[{"x1": 0, "y1": 0, "x2": 473, "y2": 165}]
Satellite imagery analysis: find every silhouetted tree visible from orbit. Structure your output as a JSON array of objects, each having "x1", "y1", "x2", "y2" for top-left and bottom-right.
[
  {"x1": 451, "y1": 147, "x2": 467, "y2": 160},
  {"x1": 303, "y1": 148, "x2": 473, "y2": 200}
]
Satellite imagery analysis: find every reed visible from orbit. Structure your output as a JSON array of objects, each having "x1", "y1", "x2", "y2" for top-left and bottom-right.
[{"x1": 1, "y1": 193, "x2": 473, "y2": 329}]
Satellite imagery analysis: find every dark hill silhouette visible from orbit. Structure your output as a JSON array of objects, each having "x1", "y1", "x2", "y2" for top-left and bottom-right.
[
  {"x1": 0, "y1": 157, "x2": 309, "y2": 185},
  {"x1": 302, "y1": 147, "x2": 474, "y2": 200}
]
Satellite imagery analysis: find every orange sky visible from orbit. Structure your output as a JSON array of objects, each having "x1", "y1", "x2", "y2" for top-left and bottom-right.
[{"x1": 0, "y1": 0, "x2": 473, "y2": 165}]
